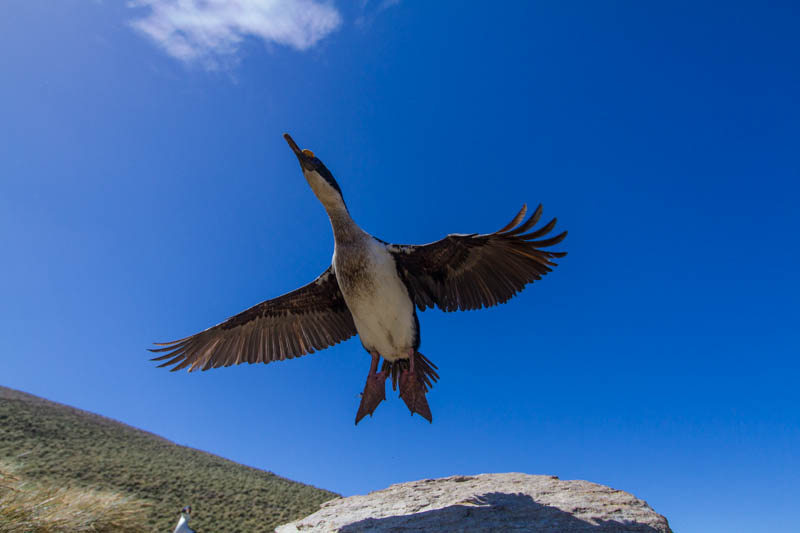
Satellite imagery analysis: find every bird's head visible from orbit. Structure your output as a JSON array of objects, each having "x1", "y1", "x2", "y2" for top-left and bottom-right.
[
  {"x1": 181, "y1": 506, "x2": 191, "y2": 516},
  {"x1": 283, "y1": 133, "x2": 346, "y2": 211}
]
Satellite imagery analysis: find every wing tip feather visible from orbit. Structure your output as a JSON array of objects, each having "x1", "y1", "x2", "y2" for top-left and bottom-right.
[{"x1": 496, "y1": 204, "x2": 528, "y2": 233}]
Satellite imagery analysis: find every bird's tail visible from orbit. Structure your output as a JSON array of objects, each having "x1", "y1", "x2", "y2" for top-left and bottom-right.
[{"x1": 383, "y1": 351, "x2": 439, "y2": 392}]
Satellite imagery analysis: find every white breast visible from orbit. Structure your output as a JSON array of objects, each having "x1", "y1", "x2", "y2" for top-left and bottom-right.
[
  {"x1": 335, "y1": 238, "x2": 416, "y2": 361},
  {"x1": 174, "y1": 516, "x2": 194, "y2": 533}
]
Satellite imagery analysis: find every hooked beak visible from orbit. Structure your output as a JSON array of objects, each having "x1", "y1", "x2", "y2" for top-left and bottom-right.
[{"x1": 283, "y1": 133, "x2": 312, "y2": 171}]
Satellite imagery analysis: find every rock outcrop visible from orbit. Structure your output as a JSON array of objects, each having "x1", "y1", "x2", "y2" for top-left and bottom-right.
[{"x1": 276, "y1": 473, "x2": 671, "y2": 532}]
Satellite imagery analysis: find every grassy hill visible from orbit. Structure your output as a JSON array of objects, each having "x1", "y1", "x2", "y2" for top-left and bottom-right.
[{"x1": 0, "y1": 386, "x2": 338, "y2": 532}]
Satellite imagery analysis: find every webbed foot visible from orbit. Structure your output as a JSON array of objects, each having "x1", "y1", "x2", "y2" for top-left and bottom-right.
[
  {"x1": 399, "y1": 366, "x2": 432, "y2": 423},
  {"x1": 355, "y1": 353, "x2": 388, "y2": 424}
]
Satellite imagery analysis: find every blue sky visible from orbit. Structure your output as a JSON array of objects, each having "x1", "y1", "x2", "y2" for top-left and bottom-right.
[{"x1": 1, "y1": 1, "x2": 799, "y2": 531}]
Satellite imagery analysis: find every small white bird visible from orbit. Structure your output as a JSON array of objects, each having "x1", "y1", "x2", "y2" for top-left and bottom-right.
[{"x1": 173, "y1": 505, "x2": 195, "y2": 533}]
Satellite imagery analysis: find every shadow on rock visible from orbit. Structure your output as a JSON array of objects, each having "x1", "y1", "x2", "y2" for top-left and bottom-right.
[{"x1": 340, "y1": 491, "x2": 665, "y2": 532}]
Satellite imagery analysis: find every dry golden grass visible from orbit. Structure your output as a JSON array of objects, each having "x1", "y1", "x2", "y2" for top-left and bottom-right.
[{"x1": 0, "y1": 462, "x2": 149, "y2": 533}]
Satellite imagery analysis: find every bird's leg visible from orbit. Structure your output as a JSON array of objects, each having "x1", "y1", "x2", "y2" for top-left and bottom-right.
[
  {"x1": 355, "y1": 351, "x2": 388, "y2": 425},
  {"x1": 399, "y1": 349, "x2": 432, "y2": 423}
]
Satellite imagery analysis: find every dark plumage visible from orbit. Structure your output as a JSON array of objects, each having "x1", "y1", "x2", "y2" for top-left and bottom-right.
[
  {"x1": 389, "y1": 203, "x2": 566, "y2": 312},
  {"x1": 151, "y1": 267, "x2": 356, "y2": 371}
]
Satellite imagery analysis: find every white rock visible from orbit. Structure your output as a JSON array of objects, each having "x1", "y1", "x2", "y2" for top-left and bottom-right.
[{"x1": 276, "y1": 473, "x2": 671, "y2": 532}]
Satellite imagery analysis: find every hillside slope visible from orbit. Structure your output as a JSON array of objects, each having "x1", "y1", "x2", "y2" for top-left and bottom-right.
[{"x1": 0, "y1": 386, "x2": 338, "y2": 532}]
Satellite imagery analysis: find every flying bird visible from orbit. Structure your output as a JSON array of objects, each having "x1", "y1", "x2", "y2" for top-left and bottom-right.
[{"x1": 151, "y1": 134, "x2": 567, "y2": 424}]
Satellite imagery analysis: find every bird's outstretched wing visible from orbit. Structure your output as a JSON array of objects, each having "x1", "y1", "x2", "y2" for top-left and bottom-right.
[
  {"x1": 388, "y1": 204, "x2": 567, "y2": 312},
  {"x1": 150, "y1": 266, "x2": 356, "y2": 372}
]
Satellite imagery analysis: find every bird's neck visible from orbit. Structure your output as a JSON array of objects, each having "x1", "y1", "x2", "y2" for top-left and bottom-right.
[{"x1": 324, "y1": 202, "x2": 363, "y2": 244}]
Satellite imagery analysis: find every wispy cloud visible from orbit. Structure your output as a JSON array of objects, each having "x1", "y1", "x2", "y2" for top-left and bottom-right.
[
  {"x1": 358, "y1": 0, "x2": 401, "y2": 11},
  {"x1": 355, "y1": 0, "x2": 401, "y2": 30},
  {"x1": 378, "y1": 0, "x2": 401, "y2": 10},
  {"x1": 129, "y1": 0, "x2": 342, "y2": 66}
]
